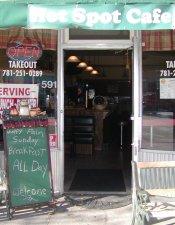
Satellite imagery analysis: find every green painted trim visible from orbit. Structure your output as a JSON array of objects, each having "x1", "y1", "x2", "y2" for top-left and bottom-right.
[{"x1": 0, "y1": 0, "x2": 174, "y2": 4}]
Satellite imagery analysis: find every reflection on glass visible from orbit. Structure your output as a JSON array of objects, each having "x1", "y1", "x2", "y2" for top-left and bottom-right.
[
  {"x1": 142, "y1": 51, "x2": 175, "y2": 151},
  {"x1": 142, "y1": 112, "x2": 174, "y2": 151}
]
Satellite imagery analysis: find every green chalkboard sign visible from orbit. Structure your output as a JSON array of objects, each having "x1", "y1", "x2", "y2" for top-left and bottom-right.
[{"x1": 4, "y1": 121, "x2": 53, "y2": 208}]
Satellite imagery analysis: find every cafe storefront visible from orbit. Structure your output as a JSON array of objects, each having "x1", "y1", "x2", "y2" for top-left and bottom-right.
[{"x1": 0, "y1": 1, "x2": 175, "y2": 197}]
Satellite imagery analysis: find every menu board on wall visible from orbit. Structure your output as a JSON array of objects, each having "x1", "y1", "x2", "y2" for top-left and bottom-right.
[
  {"x1": 3, "y1": 118, "x2": 54, "y2": 209},
  {"x1": 159, "y1": 60, "x2": 175, "y2": 99},
  {"x1": 160, "y1": 78, "x2": 175, "y2": 99}
]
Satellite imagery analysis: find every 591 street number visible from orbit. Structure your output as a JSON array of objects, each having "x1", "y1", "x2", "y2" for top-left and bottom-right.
[{"x1": 41, "y1": 81, "x2": 57, "y2": 88}]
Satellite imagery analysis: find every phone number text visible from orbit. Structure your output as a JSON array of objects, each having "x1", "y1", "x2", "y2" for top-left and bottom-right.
[
  {"x1": 160, "y1": 69, "x2": 175, "y2": 77},
  {"x1": 2, "y1": 70, "x2": 43, "y2": 77}
]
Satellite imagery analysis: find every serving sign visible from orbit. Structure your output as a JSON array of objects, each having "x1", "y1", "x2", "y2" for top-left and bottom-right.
[{"x1": 0, "y1": 83, "x2": 39, "y2": 121}]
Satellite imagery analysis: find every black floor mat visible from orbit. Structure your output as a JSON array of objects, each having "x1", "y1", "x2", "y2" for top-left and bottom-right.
[{"x1": 69, "y1": 169, "x2": 126, "y2": 192}]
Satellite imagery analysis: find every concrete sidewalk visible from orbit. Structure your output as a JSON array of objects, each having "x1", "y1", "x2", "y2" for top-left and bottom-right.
[
  {"x1": 0, "y1": 196, "x2": 133, "y2": 225},
  {"x1": 1, "y1": 196, "x2": 175, "y2": 225}
]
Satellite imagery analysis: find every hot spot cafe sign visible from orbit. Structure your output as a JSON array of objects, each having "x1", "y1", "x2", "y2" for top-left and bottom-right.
[
  {"x1": 29, "y1": 4, "x2": 175, "y2": 30},
  {"x1": 28, "y1": 4, "x2": 175, "y2": 30},
  {"x1": 1, "y1": 3, "x2": 175, "y2": 30}
]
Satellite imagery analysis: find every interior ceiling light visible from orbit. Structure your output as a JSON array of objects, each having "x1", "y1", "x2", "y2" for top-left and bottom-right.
[
  {"x1": 91, "y1": 70, "x2": 99, "y2": 75},
  {"x1": 85, "y1": 66, "x2": 93, "y2": 72},
  {"x1": 66, "y1": 55, "x2": 80, "y2": 63},
  {"x1": 77, "y1": 62, "x2": 87, "y2": 68}
]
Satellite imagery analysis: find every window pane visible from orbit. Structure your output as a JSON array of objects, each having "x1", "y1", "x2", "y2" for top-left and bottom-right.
[
  {"x1": 142, "y1": 51, "x2": 175, "y2": 151},
  {"x1": 0, "y1": 35, "x2": 58, "y2": 150},
  {"x1": 69, "y1": 29, "x2": 130, "y2": 40}
]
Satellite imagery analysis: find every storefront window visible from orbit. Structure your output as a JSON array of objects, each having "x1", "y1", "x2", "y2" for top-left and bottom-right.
[
  {"x1": 0, "y1": 30, "x2": 58, "y2": 150},
  {"x1": 142, "y1": 51, "x2": 175, "y2": 151}
]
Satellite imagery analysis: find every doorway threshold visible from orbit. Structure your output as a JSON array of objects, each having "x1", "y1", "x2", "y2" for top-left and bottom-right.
[
  {"x1": 64, "y1": 191, "x2": 132, "y2": 209},
  {"x1": 65, "y1": 190, "x2": 130, "y2": 195}
]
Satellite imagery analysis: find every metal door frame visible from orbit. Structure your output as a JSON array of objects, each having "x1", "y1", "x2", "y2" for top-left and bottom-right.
[
  {"x1": 56, "y1": 29, "x2": 142, "y2": 194},
  {"x1": 132, "y1": 31, "x2": 142, "y2": 162}
]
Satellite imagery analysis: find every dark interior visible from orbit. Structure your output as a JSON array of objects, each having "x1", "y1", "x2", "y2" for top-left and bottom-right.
[{"x1": 64, "y1": 49, "x2": 132, "y2": 193}]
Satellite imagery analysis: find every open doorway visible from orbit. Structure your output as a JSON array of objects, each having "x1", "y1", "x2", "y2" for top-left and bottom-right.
[{"x1": 64, "y1": 49, "x2": 132, "y2": 194}]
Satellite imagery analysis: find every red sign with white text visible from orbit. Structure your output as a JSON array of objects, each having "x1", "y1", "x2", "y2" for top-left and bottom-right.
[
  {"x1": 0, "y1": 83, "x2": 39, "y2": 122},
  {"x1": 49, "y1": 134, "x2": 57, "y2": 148}
]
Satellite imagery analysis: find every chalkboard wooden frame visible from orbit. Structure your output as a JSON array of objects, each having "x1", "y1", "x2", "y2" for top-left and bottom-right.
[{"x1": 3, "y1": 115, "x2": 55, "y2": 216}]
